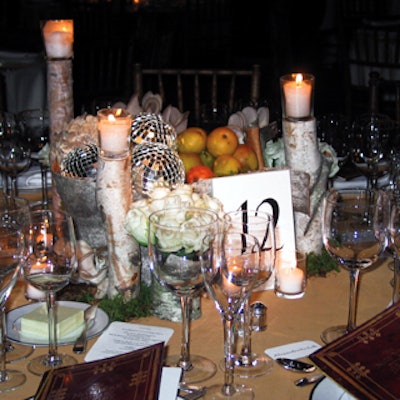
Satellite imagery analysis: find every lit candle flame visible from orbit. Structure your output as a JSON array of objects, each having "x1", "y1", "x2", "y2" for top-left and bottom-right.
[{"x1": 295, "y1": 73, "x2": 304, "y2": 86}]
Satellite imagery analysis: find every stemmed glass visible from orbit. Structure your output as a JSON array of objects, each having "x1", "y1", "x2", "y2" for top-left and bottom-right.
[
  {"x1": 202, "y1": 231, "x2": 261, "y2": 400},
  {"x1": 223, "y1": 209, "x2": 275, "y2": 378},
  {"x1": 0, "y1": 195, "x2": 34, "y2": 363},
  {"x1": 321, "y1": 188, "x2": 388, "y2": 344},
  {"x1": 17, "y1": 109, "x2": 50, "y2": 206},
  {"x1": 22, "y1": 209, "x2": 78, "y2": 376},
  {"x1": 148, "y1": 207, "x2": 219, "y2": 385},
  {"x1": 317, "y1": 113, "x2": 351, "y2": 169},
  {"x1": 0, "y1": 222, "x2": 27, "y2": 393},
  {"x1": 389, "y1": 200, "x2": 400, "y2": 303},
  {"x1": 0, "y1": 122, "x2": 31, "y2": 198},
  {"x1": 350, "y1": 113, "x2": 394, "y2": 190}
]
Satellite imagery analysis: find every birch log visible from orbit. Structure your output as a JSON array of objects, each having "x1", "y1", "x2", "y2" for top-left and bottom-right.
[
  {"x1": 47, "y1": 58, "x2": 74, "y2": 212},
  {"x1": 282, "y1": 118, "x2": 330, "y2": 255},
  {"x1": 96, "y1": 155, "x2": 141, "y2": 300}
]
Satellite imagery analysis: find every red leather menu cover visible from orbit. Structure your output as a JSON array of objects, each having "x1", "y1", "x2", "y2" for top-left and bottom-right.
[
  {"x1": 34, "y1": 342, "x2": 165, "y2": 400},
  {"x1": 310, "y1": 303, "x2": 400, "y2": 400}
]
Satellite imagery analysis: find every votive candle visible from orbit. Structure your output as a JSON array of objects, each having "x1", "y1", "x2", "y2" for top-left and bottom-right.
[
  {"x1": 280, "y1": 73, "x2": 314, "y2": 119},
  {"x1": 97, "y1": 108, "x2": 132, "y2": 158},
  {"x1": 42, "y1": 20, "x2": 74, "y2": 59},
  {"x1": 278, "y1": 266, "x2": 304, "y2": 294}
]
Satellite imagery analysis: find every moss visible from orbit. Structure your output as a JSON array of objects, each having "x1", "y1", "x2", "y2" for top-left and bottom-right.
[
  {"x1": 75, "y1": 284, "x2": 153, "y2": 322},
  {"x1": 306, "y1": 248, "x2": 340, "y2": 277}
]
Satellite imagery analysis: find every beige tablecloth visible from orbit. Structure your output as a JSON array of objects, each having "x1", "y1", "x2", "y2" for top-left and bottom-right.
[{"x1": 3, "y1": 257, "x2": 393, "y2": 400}]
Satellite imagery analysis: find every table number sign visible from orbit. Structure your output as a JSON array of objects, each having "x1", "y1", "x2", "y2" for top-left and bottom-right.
[{"x1": 203, "y1": 168, "x2": 296, "y2": 256}]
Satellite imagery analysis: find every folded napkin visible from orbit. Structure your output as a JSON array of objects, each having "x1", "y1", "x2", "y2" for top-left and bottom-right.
[
  {"x1": 15, "y1": 165, "x2": 51, "y2": 190},
  {"x1": 333, "y1": 173, "x2": 390, "y2": 190}
]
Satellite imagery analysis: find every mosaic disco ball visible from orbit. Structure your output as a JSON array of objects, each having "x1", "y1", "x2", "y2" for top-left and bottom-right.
[
  {"x1": 131, "y1": 113, "x2": 177, "y2": 150},
  {"x1": 131, "y1": 142, "x2": 185, "y2": 197},
  {"x1": 62, "y1": 143, "x2": 98, "y2": 178}
]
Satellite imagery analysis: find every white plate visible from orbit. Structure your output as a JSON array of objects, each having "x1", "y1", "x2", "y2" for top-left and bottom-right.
[
  {"x1": 6, "y1": 301, "x2": 109, "y2": 347},
  {"x1": 310, "y1": 377, "x2": 356, "y2": 400}
]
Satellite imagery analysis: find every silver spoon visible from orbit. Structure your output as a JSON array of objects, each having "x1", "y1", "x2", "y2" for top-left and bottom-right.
[{"x1": 294, "y1": 374, "x2": 325, "y2": 387}]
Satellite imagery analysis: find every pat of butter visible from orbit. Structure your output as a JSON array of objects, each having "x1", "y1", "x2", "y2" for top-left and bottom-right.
[{"x1": 20, "y1": 304, "x2": 84, "y2": 340}]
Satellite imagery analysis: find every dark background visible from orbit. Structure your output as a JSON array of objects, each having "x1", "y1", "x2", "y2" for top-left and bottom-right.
[{"x1": 0, "y1": 0, "x2": 398, "y2": 118}]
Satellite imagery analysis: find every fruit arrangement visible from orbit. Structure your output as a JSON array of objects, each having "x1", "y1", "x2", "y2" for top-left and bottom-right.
[{"x1": 177, "y1": 126, "x2": 259, "y2": 183}]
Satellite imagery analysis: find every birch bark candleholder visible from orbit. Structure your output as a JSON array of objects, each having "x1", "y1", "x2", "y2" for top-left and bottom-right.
[
  {"x1": 280, "y1": 73, "x2": 330, "y2": 255},
  {"x1": 42, "y1": 19, "x2": 74, "y2": 212},
  {"x1": 96, "y1": 109, "x2": 141, "y2": 300}
]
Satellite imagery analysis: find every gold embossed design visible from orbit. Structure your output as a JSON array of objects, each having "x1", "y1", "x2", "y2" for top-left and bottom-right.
[{"x1": 355, "y1": 327, "x2": 381, "y2": 344}]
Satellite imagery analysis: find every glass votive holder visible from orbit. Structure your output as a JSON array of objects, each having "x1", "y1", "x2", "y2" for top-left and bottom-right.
[
  {"x1": 280, "y1": 73, "x2": 315, "y2": 120},
  {"x1": 41, "y1": 19, "x2": 74, "y2": 59},
  {"x1": 97, "y1": 108, "x2": 132, "y2": 159},
  {"x1": 275, "y1": 251, "x2": 307, "y2": 299}
]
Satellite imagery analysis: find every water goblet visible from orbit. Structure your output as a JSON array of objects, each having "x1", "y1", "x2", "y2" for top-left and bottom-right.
[
  {"x1": 148, "y1": 206, "x2": 219, "y2": 385},
  {"x1": 0, "y1": 195, "x2": 34, "y2": 363},
  {"x1": 223, "y1": 209, "x2": 276, "y2": 378},
  {"x1": 321, "y1": 188, "x2": 388, "y2": 344},
  {"x1": 22, "y1": 209, "x2": 78, "y2": 376},
  {"x1": 202, "y1": 231, "x2": 261, "y2": 400},
  {"x1": 389, "y1": 200, "x2": 400, "y2": 303},
  {"x1": 317, "y1": 113, "x2": 351, "y2": 169},
  {"x1": 0, "y1": 224, "x2": 26, "y2": 393},
  {"x1": 17, "y1": 109, "x2": 50, "y2": 206},
  {"x1": 0, "y1": 127, "x2": 31, "y2": 198},
  {"x1": 350, "y1": 113, "x2": 394, "y2": 190}
]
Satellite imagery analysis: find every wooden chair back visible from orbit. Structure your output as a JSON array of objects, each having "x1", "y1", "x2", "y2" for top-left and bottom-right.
[{"x1": 132, "y1": 63, "x2": 261, "y2": 125}]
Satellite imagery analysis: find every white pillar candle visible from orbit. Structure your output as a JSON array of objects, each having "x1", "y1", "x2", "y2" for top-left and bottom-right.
[
  {"x1": 97, "y1": 108, "x2": 132, "y2": 158},
  {"x1": 42, "y1": 20, "x2": 74, "y2": 59},
  {"x1": 278, "y1": 267, "x2": 305, "y2": 294},
  {"x1": 281, "y1": 73, "x2": 314, "y2": 119}
]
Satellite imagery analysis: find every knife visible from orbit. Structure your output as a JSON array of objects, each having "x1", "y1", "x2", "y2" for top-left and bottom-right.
[{"x1": 73, "y1": 304, "x2": 98, "y2": 354}]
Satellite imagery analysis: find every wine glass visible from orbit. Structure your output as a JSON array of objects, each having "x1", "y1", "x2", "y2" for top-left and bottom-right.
[
  {"x1": 317, "y1": 113, "x2": 351, "y2": 169},
  {"x1": 223, "y1": 209, "x2": 275, "y2": 378},
  {"x1": 0, "y1": 195, "x2": 34, "y2": 363},
  {"x1": 0, "y1": 223, "x2": 26, "y2": 393},
  {"x1": 148, "y1": 206, "x2": 219, "y2": 385},
  {"x1": 0, "y1": 124, "x2": 31, "y2": 198},
  {"x1": 202, "y1": 231, "x2": 261, "y2": 400},
  {"x1": 389, "y1": 200, "x2": 400, "y2": 303},
  {"x1": 22, "y1": 209, "x2": 78, "y2": 376},
  {"x1": 321, "y1": 188, "x2": 388, "y2": 344},
  {"x1": 17, "y1": 109, "x2": 50, "y2": 206},
  {"x1": 350, "y1": 113, "x2": 394, "y2": 190}
]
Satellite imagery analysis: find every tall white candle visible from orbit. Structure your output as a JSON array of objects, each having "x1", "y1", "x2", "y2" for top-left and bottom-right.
[
  {"x1": 42, "y1": 20, "x2": 74, "y2": 59},
  {"x1": 98, "y1": 108, "x2": 132, "y2": 158},
  {"x1": 281, "y1": 73, "x2": 314, "y2": 119}
]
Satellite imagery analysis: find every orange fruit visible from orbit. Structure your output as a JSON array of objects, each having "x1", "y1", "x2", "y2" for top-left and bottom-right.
[
  {"x1": 179, "y1": 152, "x2": 203, "y2": 173},
  {"x1": 177, "y1": 127, "x2": 207, "y2": 154},
  {"x1": 232, "y1": 144, "x2": 259, "y2": 172},
  {"x1": 186, "y1": 165, "x2": 214, "y2": 183},
  {"x1": 206, "y1": 126, "x2": 239, "y2": 157},
  {"x1": 213, "y1": 154, "x2": 241, "y2": 177}
]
